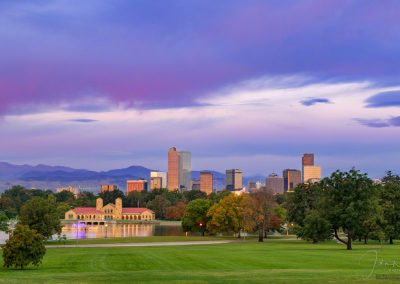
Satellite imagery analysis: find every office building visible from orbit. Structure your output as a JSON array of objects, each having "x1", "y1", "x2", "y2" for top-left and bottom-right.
[
  {"x1": 191, "y1": 179, "x2": 200, "y2": 191},
  {"x1": 150, "y1": 171, "x2": 167, "y2": 189},
  {"x1": 150, "y1": 177, "x2": 163, "y2": 191},
  {"x1": 167, "y1": 147, "x2": 192, "y2": 191},
  {"x1": 266, "y1": 173, "x2": 284, "y2": 194},
  {"x1": 167, "y1": 147, "x2": 180, "y2": 191},
  {"x1": 101, "y1": 184, "x2": 117, "y2": 193},
  {"x1": 283, "y1": 169, "x2": 301, "y2": 192},
  {"x1": 303, "y1": 166, "x2": 322, "y2": 184},
  {"x1": 302, "y1": 153, "x2": 314, "y2": 166},
  {"x1": 126, "y1": 180, "x2": 148, "y2": 195},
  {"x1": 226, "y1": 169, "x2": 243, "y2": 191},
  {"x1": 248, "y1": 181, "x2": 262, "y2": 192},
  {"x1": 200, "y1": 171, "x2": 213, "y2": 194},
  {"x1": 178, "y1": 151, "x2": 192, "y2": 191}
]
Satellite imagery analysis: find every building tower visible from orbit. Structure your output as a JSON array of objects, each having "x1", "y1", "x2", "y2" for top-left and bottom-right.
[
  {"x1": 283, "y1": 169, "x2": 301, "y2": 192},
  {"x1": 96, "y1": 198, "x2": 103, "y2": 211},
  {"x1": 178, "y1": 151, "x2": 192, "y2": 191},
  {"x1": 115, "y1": 197, "x2": 122, "y2": 218},
  {"x1": 266, "y1": 173, "x2": 284, "y2": 194},
  {"x1": 167, "y1": 147, "x2": 180, "y2": 191},
  {"x1": 226, "y1": 169, "x2": 243, "y2": 191},
  {"x1": 302, "y1": 153, "x2": 321, "y2": 183},
  {"x1": 200, "y1": 171, "x2": 213, "y2": 195}
]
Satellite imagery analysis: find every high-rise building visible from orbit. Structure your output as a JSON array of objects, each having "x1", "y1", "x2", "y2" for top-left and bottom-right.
[
  {"x1": 167, "y1": 147, "x2": 180, "y2": 191},
  {"x1": 301, "y1": 153, "x2": 321, "y2": 183},
  {"x1": 150, "y1": 171, "x2": 167, "y2": 189},
  {"x1": 266, "y1": 173, "x2": 284, "y2": 194},
  {"x1": 302, "y1": 153, "x2": 314, "y2": 166},
  {"x1": 200, "y1": 171, "x2": 213, "y2": 194},
  {"x1": 303, "y1": 166, "x2": 322, "y2": 184},
  {"x1": 178, "y1": 151, "x2": 192, "y2": 191},
  {"x1": 167, "y1": 147, "x2": 192, "y2": 191},
  {"x1": 248, "y1": 181, "x2": 262, "y2": 192},
  {"x1": 150, "y1": 177, "x2": 163, "y2": 191},
  {"x1": 126, "y1": 180, "x2": 148, "y2": 195},
  {"x1": 283, "y1": 169, "x2": 301, "y2": 192},
  {"x1": 226, "y1": 169, "x2": 243, "y2": 191},
  {"x1": 101, "y1": 184, "x2": 117, "y2": 193}
]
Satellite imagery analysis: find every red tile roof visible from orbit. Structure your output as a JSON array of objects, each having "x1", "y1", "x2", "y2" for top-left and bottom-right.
[
  {"x1": 122, "y1": 208, "x2": 153, "y2": 214},
  {"x1": 71, "y1": 207, "x2": 104, "y2": 214}
]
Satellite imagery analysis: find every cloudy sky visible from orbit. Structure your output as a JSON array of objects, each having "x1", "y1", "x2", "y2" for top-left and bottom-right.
[{"x1": 1, "y1": 0, "x2": 400, "y2": 177}]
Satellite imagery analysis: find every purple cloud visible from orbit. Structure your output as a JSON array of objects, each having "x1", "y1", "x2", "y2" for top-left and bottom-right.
[
  {"x1": 365, "y1": 91, "x2": 400, "y2": 108},
  {"x1": 68, "y1": 119, "x2": 98, "y2": 123},
  {"x1": 301, "y1": 98, "x2": 331, "y2": 106},
  {"x1": 355, "y1": 116, "x2": 400, "y2": 128},
  {"x1": 1, "y1": 1, "x2": 400, "y2": 114}
]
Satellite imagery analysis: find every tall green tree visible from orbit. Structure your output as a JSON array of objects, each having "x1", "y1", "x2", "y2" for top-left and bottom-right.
[
  {"x1": 2, "y1": 224, "x2": 46, "y2": 270},
  {"x1": 381, "y1": 172, "x2": 400, "y2": 244},
  {"x1": 98, "y1": 189, "x2": 125, "y2": 205},
  {"x1": 147, "y1": 194, "x2": 171, "y2": 219},
  {"x1": 19, "y1": 196, "x2": 61, "y2": 239},
  {"x1": 0, "y1": 210, "x2": 9, "y2": 232},
  {"x1": 321, "y1": 168, "x2": 378, "y2": 250},
  {"x1": 182, "y1": 199, "x2": 211, "y2": 236},
  {"x1": 301, "y1": 210, "x2": 332, "y2": 243}
]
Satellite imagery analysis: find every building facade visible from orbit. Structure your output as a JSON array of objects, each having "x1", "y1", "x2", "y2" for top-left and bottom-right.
[
  {"x1": 150, "y1": 171, "x2": 167, "y2": 189},
  {"x1": 200, "y1": 171, "x2": 213, "y2": 194},
  {"x1": 266, "y1": 173, "x2": 284, "y2": 194},
  {"x1": 150, "y1": 177, "x2": 163, "y2": 191},
  {"x1": 283, "y1": 169, "x2": 301, "y2": 192},
  {"x1": 126, "y1": 180, "x2": 148, "y2": 195},
  {"x1": 302, "y1": 153, "x2": 314, "y2": 167},
  {"x1": 191, "y1": 179, "x2": 200, "y2": 191},
  {"x1": 302, "y1": 166, "x2": 322, "y2": 184},
  {"x1": 167, "y1": 147, "x2": 192, "y2": 191},
  {"x1": 167, "y1": 147, "x2": 180, "y2": 191},
  {"x1": 64, "y1": 198, "x2": 155, "y2": 223},
  {"x1": 101, "y1": 184, "x2": 117, "y2": 193},
  {"x1": 226, "y1": 169, "x2": 243, "y2": 191}
]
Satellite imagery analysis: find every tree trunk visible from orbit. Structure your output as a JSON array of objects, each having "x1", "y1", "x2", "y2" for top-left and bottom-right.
[
  {"x1": 364, "y1": 236, "x2": 367, "y2": 244},
  {"x1": 202, "y1": 231, "x2": 205, "y2": 237},
  {"x1": 334, "y1": 228, "x2": 348, "y2": 246},
  {"x1": 346, "y1": 232, "x2": 352, "y2": 250},
  {"x1": 390, "y1": 237, "x2": 394, "y2": 244},
  {"x1": 358, "y1": 237, "x2": 362, "y2": 242},
  {"x1": 258, "y1": 229, "x2": 264, "y2": 242},
  {"x1": 237, "y1": 231, "x2": 241, "y2": 238}
]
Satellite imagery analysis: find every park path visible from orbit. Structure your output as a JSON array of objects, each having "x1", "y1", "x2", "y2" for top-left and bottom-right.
[{"x1": 46, "y1": 240, "x2": 233, "y2": 249}]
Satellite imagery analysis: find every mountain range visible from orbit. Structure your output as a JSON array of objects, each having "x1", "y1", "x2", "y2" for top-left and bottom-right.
[{"x1": 0, "y1": 162, "x2": 265, "y2": 192}]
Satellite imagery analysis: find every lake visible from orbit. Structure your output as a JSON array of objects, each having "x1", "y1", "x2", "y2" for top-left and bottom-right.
[{"x1": 0, "y1": 222, "x2": 184, "y2": 243}]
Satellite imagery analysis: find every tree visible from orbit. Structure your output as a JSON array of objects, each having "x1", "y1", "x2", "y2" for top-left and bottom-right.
[
  {"x1": 183, "y1": 190, "x2": 207, "y2": 202},
  {"x1": 244, "y1": 189, "x2": 276, "y2": 242},
  {"x1": 72, "y1": 191, "x2": 96, "y2": 207},
  {"x1": 0, "y1": 186, "x2": 32, "y2": 218},
  {"x1": 182, "y1": 199, "x2": 212, "y2": 236},
  {"x1": 147, "y1": 194, "x2": 171, "y2": 219},
  {"x1": 301, "y1": 211, "x2": 332, "y2": 243},
  {"x1": 321, "y1": 168, "x2": 378, "y2": 250},
  {"x1": 55, "y1": 190, "x2": 75, "y2": 203},
  {"x1": 165, "y1": 201, "x2": 187, "y2": 220},
  {"x1": 0, "y1": 210, "x2": 9, "y2": 232},
  {"x1": 381, "y1": 173, "x2": 400, "y2": 244},
  {"x1": 207, "y1": 193, "x2": 247, "y2": 237},
  {"x1": 2, "y1": 224, "x2": 46, "y2": 270},
  {"x1": 98, "y1": 189, "x2": 125, "y2": 206},
  {"x1": 126, "y1": 191, "x2": 147, "y2": 207},
  {"x1": 19, "y1": 196, "x2": 61, "y2": 239}
]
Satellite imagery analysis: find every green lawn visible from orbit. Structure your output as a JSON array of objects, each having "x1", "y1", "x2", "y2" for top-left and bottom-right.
[{"x1": 2, "y1": 240, "x2": 400, "y2": 283}]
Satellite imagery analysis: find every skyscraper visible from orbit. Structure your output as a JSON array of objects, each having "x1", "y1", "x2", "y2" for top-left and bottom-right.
[
  {"x1": 283, "y1": 169, "x2": 301, "y2": 192},
  {"x1": 301, "y1": 153, "x2": 321, "y2": 183},
  {"x1": 167, "y1": 147, "x2": 179, "y2": 191},
  {"x1": 266, "y1": 173, "x2": 284, "y2": 194},
  {"x1": 302, "y1": 153, "x2": 314, "y2": 166},
  {"x1": 167, "y1": 147, "x2": 192, "y2": 191},
  {"x1": 178, "y1": 151, "x2": 192, "y2": 191},
  {"x1": 226, "y1": 169, "x2": 243, "y2": 191},
  {"x1": 150, "y1": 171, "x2": 167, "y2": 189},
  {"x1": 200, "y1": 171, "x2": 213, "y2": 194}
]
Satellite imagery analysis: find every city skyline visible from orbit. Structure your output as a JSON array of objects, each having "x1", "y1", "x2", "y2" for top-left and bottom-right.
[{"x1": 1, "y1": 1, "x2": 400, "y2": 178}]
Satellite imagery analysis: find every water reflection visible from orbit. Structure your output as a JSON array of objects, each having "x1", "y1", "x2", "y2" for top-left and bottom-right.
[{"x1": 61, "y1": 223, "x2": 184, "y2": 240}]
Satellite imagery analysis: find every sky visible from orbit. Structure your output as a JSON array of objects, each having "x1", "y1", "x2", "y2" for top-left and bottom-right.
[{"x1": 1, "y1": 0, "x2": 400, "y2": 178}]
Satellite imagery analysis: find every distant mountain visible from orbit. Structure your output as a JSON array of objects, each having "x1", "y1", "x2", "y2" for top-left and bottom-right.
[{"x1": 0, "y1": 162, "x2": 267, "y2": 192}]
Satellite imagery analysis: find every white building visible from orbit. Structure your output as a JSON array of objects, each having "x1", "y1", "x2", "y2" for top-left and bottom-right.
[{"x1": 150, "y1": 171, "x2": 167, "y2": 189}]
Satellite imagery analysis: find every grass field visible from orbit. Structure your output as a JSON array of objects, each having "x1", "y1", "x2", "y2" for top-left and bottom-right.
[{"x1": 2, "y1": 239, "x2": 400, "y2": 283}]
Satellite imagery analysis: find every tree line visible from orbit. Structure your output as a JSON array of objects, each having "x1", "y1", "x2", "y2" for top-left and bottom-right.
[{"x1": 285, "y1": 169, "x2": 400, "y2": 250}]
